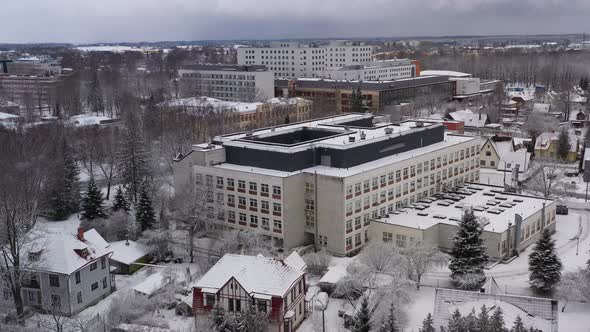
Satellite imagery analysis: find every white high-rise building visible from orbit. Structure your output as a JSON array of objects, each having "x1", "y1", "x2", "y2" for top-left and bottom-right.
[
  {"x1": 237, "y1": 41, "x2": 374, "y2": 78},
  {"x1": 324, "y1": 59, "x2": 417, "y2": 81}
]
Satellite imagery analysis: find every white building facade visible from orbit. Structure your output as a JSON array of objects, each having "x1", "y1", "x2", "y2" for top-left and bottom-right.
[
  {"x1": 237, "y1": 41, "x2": 374, "y2": 78},
  {"x1": 173, "y1": 114, "x2": 481, "y2": 256},
  {"x1": 178, "y1": 64, "x2": 274, "y2": 102},
  {"x1": 324, "y1": 59, "x2": 417, "y2": 81}
]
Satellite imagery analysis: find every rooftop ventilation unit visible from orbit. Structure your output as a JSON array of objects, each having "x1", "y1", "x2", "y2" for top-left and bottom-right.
[
  {"x1": 360, "y1": 131, "x2": 366, "y2": 140},
  {"x1": 349, "y1": 136, "x2": 356, "y2": 143},
  {"x1": 385, "y1": 127, "x2": 393, "y2": 135},
  {"x1": 415, "y1": 121, "x2": 424, "y2": 128}
]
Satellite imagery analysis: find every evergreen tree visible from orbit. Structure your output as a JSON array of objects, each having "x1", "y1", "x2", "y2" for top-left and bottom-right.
[
  {"x1": 209, "y1": 304, "x2": 227, "y2": 331},
  {"x1": 112, "y1": 186, "x2": 130, "y2": 212},
  {"x1": 81, "y1": 177, "x2": 105, "y2": 219},
  {"x1": 490, "y1": 306, "x2": 507, "y2": 332},
  {"x1": 447, "y1": 309, "x2": 465, "y2": 332},
  {"x1": 419, "y1": 313, "x2": 436, "y2": 332},
  {"x1": 557, "y1": 128, "x2": 571, "y2": 160},
  {"x1": 449, "y1": 210, "x2": 489, "y2": 289},
  {"x1": 117, "y1": 123, "x2": 151, "y2": 204},
  {"x1": 476, "y1": 305, "x2": 490, "y2": 332},
  {"x1": 379, "y1": 302, "x2": 398, "y2": 332},
  {"x1": 529, "y1": 228, "x2": 563, "y2": 292},
  {"x1": 510, "y1": 316, "x2": 526, "y2": 332},
  {"x1": 88, "y1": 71, "x2": 105, "y2": 116},
  {"x1": 135, "y1": 183, "x2": 156, "y2": 232},
  {"x1": 44, "y1": 137, "x2": 81, "y2": 220},
  {"x1": 351, "y1": 296, "x2": 372, "y2": 332},
  {"x1": 463, "y1": 309, "x2": 477, "y2": 332},
  {"x1": 351, "y1": 86, "x2": 365, "y2": 113}
]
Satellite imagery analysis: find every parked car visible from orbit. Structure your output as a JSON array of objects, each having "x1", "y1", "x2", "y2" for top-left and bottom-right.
[
  {"x1": 565, "y1": 171, "x2": 579, "y2": 177},
  {"x1": 556, "y1": 205, "x2": 569, "y2": 215}
]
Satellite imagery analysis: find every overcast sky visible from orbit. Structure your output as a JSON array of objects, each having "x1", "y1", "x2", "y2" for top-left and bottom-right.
[{"x1": 3, "y1": 0, "x2": 590, "y2": 44}]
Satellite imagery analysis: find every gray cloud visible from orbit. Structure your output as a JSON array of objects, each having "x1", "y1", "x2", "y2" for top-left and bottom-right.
[{"x1": 2, "y1": 0, "x2": 590, "y2": 43}]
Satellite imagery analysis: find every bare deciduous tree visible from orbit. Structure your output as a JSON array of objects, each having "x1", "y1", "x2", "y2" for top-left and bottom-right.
[{"x1": 401, "y1": 241, "x2": 449, "y2": 290}]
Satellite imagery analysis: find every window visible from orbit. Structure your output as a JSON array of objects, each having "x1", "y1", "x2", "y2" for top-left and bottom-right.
[
  {"x1": 206, "y1": 294, "x2": 216, "y2": 306},
  {"x1": 272, "y1": 185, "x2": 282, "y2": 197},
  {"x1": 383, "y1": 232, "x2": 393, "y2": 242},
  {"x1": 238, "y1": 180, "x2": 246, "y2": 191},
  {"x1": 395, "y1": 170, "x2": 401, "y2": 181},
  {"x1": 346, "y1": 237, "x2": 352, "y2": 248},
  {"x1": 238, "y1": 196, "x2": 246, "y2": 207},
  {"x1": 49, "y1": 274, "x2": 60, "y2": 287},
  {"x1": 354, "y1": 182, "x2": 361, "y2": 194},
  {"x1": 227, "y1": 194, "x2": 235, "y2": 205},
  {"x1": 480, "y1": 160, "x2": 486, "y2": 166},
  {"x1": 77, "y1": 291, "x2": 82, "y2": 304},
  {"x1": 236, "y1": 299, "x2": 241, "y2": 312},
  {"x1": 216, "y1": 176, "x2": 224, "y2": 188},
  {"x1": 102, "y1": 277, "x2": 107, "y2": 289},
  {"x1": 258, "y1": 300, "x2": 267, "y2": 313},
  {"x1": 273, "y1": 220, "x2": 282, "y2": 231},
  {"x1": 90, "y1": 262, "x2": 97, "y2": 271},
  {"x1": 363, "y1": 180, "x2": 370, "y2": 192},
  {"x1": 250, "y1": 198, "x2": 258, "y2": 209},
  {"x1": 249, "y1": 182, "x2": 257, "y2": 193},
  {"x1": 250, "y1": 215, "x2": 258, "y2": 227},
  {"x1": 51, "y1": 294, "x2": 61, "y2": 308},
  {"x1": 273, "y1": 203, "x2": 282, "y2": 215},
  {"x1": 490, "y1": 161, "x2": 495, "y2": 167},
  {"x1": 486, "y1": 151, "x2": 491, "y2": 156},
  {"x1": 229, "y1": 298, "x2": 234, "y2": 311},
  {"x1": 261, "y1": 183, "x2": 269, "y2": 195},
  {"x1": 101, "y1": 256, "x2": 106, "y2": 269},
  {"x1": 305, "y1": 199, "x2": 315, "y2": 211},
  {"x1": 396, "y1": 234, "x2": 407, "y2": 248},
  {"x1": 306, "y1": 182, "x2": 315, "y2": 194},
  {"x1": 239, "y1": 213, "x2": 247, "y2": 223},
  {"x1": 380, "y1": 175, "x2": 386, "y2": 186},
  {"x1": 403, "y1": 168, "x2": 408, "y2": 177},
  {"x1": 262, "y1": 217, "x2": 270, "y2": 229},
  {"x1": 355, "y1": 233, "x2": 361, "y2": 246},
  {"x1": 75, "y1": 271, "x2": 80, "y2": 284},
  {"x1": 91, "y1": 282, "x2": 98, "y2": 291}
]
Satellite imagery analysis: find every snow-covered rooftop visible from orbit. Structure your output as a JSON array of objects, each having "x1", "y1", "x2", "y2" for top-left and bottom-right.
[
  {"x1": 109, "y1": 240, "x2": 151, "y2": 265},
  {"x1": 214, "y1": 132, "x2": 476, "y2": 178},
  {"x1": 448, "y1": 110, "x2": 488, "y2": 128},
  {"x1": 193, "y1": 252, "x2": 306, "y2": 298},
  {"x1": 534, "y1": 131, "x2": 577, "y2": 152},
  {"x1": 373, "y1": 183, "x2": 553, "y2": 234},
  {"x1": 158, "y1": 96, "x2": 262, "y2": 113},
  {"x1": 23, "y1": 228, "x2": 111, "y2": 275},
  {"x1": 68, "y1": 114, "x2": 115, "y2": 127},
  {"x1": 0, "y1": 112, "x2": 20, "y2": 120},
  {"x1": 420, "y1": 70, "x2": 471, "y2": 78}
]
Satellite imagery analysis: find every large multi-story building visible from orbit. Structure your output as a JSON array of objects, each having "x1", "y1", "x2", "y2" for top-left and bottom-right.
[
  {"x1": 0, "y1": 227, "x2": 113, "y2": 316},
  {"x1": 275, "y1": 75, "x2": 453, "y2": 113},
  {"x1": 7, "y1": 56, "x2": 62, "y2": 76},
  {"x1": 237, "y1": 41, "x2": 374, "y2": 78},
  {"x1": 159, "y1": 96, "x2": 312, "y2": 130},
  {"x1": 178, "y1": 64, "x2": 274, "y2": 102},
  {"x1": 324, "y1": 59, "x2": 419, "y2": 81},
  {"x1": 173, "y1": 113, "x2": 481, "y2": 256}
]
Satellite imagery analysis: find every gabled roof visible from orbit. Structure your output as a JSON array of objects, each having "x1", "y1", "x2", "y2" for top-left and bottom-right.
[
  {"x1": 193, "y1": 252, "x2": 306, "y2": 298},
  {"x1": 534, "y1": 131, "x2": 577, "y2": 152},
  {"x1": 23, "y1": 228, "x2": 111, "y2": 275}
]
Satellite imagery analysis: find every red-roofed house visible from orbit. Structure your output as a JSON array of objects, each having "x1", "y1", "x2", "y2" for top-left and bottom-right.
[{"x1": 192, "y1": 251, "x2": 307, "y2": 332}]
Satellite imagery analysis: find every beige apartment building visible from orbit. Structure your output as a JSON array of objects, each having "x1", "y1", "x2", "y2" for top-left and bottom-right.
[{"x1": 173, "y1": 114, "x2": 481, "y2": 256}]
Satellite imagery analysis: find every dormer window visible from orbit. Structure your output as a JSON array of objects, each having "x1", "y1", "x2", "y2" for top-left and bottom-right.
[{"x1": 74, "y1": 248, "x2": 89, "y2": 259}]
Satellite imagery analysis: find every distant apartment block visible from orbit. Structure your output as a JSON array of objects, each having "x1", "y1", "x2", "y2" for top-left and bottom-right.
[
  {"x1": 178, "y1": 64, "x2": 274, "y2": 102},
  {"x1": 324, "y1": 59, "x2": 419, "y2": 81},
  {"x1": 0, "y1": 228, "x2": 113, "y2": 316},
  {"x1": 237, "y1": 41, "x2": 374, "y2": 78},
  {"x1": 173, "y1": 114, "x2": 481, "y2": 256},
  {"x1": 159, "y1": 96, "x2": 312, "y2": 130}
]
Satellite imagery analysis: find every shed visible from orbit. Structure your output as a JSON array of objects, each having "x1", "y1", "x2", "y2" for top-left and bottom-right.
[{"x1": 109, "y1": 239, "x2": 151, "y2": 274}]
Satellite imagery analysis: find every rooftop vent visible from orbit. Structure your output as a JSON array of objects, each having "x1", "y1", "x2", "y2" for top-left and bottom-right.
[
  {"x1": 360, "y1": 131, "x2": 366, "y2": 140},
  {"x1": 349, "y1": 136, "x2": 356, "y2": 143},
  {"x1": 416, "y1": 121, "x2": 424, "y2": 128},
  {"x1": 385, "y1": 127, "x2": 393, "y2": 135}
]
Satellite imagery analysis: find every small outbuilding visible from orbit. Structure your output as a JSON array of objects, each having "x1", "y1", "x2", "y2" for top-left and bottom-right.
[{"x1": 109, "y1": 239, "x2": 151, "y2": 274}]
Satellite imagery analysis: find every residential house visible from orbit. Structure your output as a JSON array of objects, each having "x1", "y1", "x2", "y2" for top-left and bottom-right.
[
  {"x1": 109, "y1": 239, "x2": 152, "y2": 275},
  {"x1": 192, "y1": 252, "x2": 307, "y2": 332},
  {"x1": 0, "y1": 227, "x2": 113, "y2": 316},
  {"x1": 534, "y1": 131, "x2": 579, "y2": 162},
  {"x1": 569, "y1": 109, "x2": 588, "y2": 128},
  {"x1": 480, "y1": 136, "x2": 531, "y2": 172}
]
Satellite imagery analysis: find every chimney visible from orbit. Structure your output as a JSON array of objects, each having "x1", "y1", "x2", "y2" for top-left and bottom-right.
[{"x1": 77, "y1": 227, "x2": 84, "y2": 241}]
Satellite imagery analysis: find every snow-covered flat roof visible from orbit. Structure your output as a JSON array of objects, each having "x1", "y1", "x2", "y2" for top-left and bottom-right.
[
  {"x1": 420, "y1": 70, "x2": 471, "y2": 78},
  {"x1": 193, "y1": 252, "x2": 305, "y2": 298},
  {"x1": 0, "y1": 112, "x2": 20, "y2": 120},
  {"x1": 373, "y1": 183, "x2": 553, "y2": 234},
  {"x1": 132, "y1": 272, "x2": 172, "y2": 296},
  {"x1": 109, "y1": 240, "x2": 151, "y2": 265},
  {"x1": 215, "y1": 133, "x2": 476, "y2": 178}
]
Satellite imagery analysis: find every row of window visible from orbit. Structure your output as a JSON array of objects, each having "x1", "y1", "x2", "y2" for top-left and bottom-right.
[
  {"x1": 76, "y1": 277, "x2": 108, "y2": 304},
  {"x1": 345, "y1": 230, "x2": 370, "y2": 250},
  {"x1": 50, "y1": 257, "x2": 106, "y2": 288},
  {"x1": 226, "y1": 211, "x2": 283, "y2": 233},
  {"x1": 202, "y1": 175, "x2": 282, "y2": 198}
]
